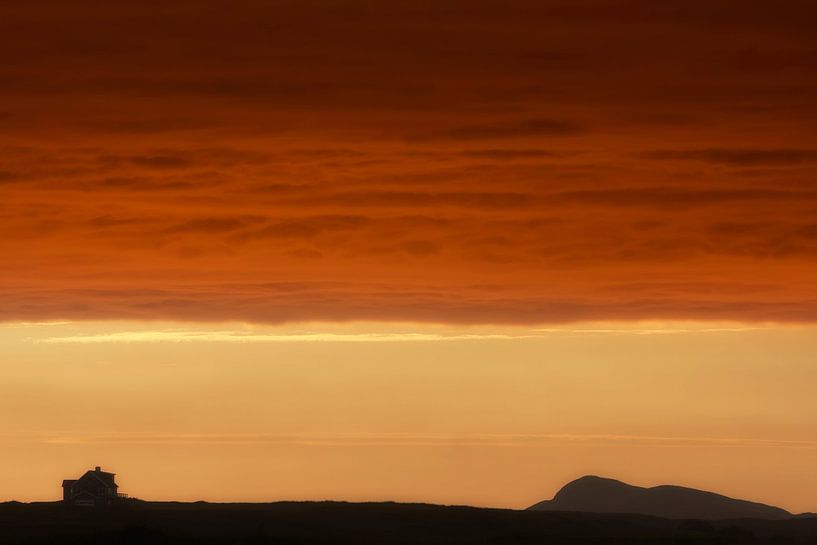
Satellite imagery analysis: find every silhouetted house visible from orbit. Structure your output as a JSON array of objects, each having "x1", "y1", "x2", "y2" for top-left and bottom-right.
[{"x1": 62, "y1": 466, "x2": 125, "y2": 507}]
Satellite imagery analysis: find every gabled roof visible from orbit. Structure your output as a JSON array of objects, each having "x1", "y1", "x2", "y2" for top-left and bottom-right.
[
  {"x1": 65, "y1": 468, "x2": 118, "y2": 491},
  {"x1": 81, "y1": 469, "x2": 117, "y2": 488}
]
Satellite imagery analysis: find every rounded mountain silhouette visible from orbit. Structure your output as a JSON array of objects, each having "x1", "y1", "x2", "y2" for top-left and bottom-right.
[{"x1": 528, "y1": 476, "x2": 792, "y2": 520}]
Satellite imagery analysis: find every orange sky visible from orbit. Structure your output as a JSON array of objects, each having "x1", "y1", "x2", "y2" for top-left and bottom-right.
[
  {"x1": 2, "y1": 321, "x2": 817, "y2": 511},
  {"x1": 1, "y1": 1, "x2": 817, "y2": 511},
  {"x1": 3, "y1": 1, "x2": 817, "y2": 323}
]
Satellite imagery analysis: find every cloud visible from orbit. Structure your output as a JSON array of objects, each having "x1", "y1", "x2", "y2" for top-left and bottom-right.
[
  {"x1": 28, "y1": 431, "x2": 817, "y2": 449},
  {"x1": 247, "y1": 215, "x2": 373, "y2": 239},
  {"x1": 128, "y1": 155, "x2": 194, "y2": 169},
  {"x1": 642, "y1": 148, "x2": 817, "y2": 166},
  {"x1": 32, "y1": 322, "x2": 763, "y2": 345},
  {"x1": 37, "y1": 329, "x2": 535, "y2": 344},
  {"x1": 459, "y1": 149, "x2": 557, "y2": 160},
  {"x1": 424, "y1": 118, "x2": 585, "y2": 141},
  {"x1": 0, "y1": 171, "x2": 20, "y2": 183},
  {"x1": 554, "y1": 187, "x2": 816, "y2": 207},
  {"x1": 164, "y1": 217, "x2": 263, "y2": 234},
  {"x1": 292, "y1": 191, "x2": 538, "y2": 210},
  {"x1": 2, "y1": 1, "x2": 817, "y2": 324}
]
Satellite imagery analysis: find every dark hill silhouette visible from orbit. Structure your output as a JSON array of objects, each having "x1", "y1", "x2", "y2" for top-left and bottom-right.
[
  {"x1": 528, "y1": 476, "x2": 792, "y2": 520},
  {"x1": 2, "y1": 500, "x2": 817, "y2": 545}
]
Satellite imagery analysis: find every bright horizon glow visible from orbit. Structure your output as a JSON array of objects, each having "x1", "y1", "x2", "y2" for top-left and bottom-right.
[
  {"x1": 2, "y1": 320, "x2": 816, "y2": 513},
  {"x1": 14, "y1": 319, "x2": 771, "y2": 344}
]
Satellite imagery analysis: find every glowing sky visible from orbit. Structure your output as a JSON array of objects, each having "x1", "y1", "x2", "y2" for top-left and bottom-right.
[
  {"x1": 1, "y1": 1, "x2": 817, "y2": 511},
  {"x1": 2, "y1": 321, "x2": 817, "y2": 511}
]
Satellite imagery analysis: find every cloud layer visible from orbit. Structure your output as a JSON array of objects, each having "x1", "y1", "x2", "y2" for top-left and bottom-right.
[{"x1": 2, "y1": 1, "x2": 817, "y2": 323}]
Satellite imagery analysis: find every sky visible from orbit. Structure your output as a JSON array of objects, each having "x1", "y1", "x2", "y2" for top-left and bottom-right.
[{"x1": 1, "y1": 1, "x2": 817, "y2": 511}]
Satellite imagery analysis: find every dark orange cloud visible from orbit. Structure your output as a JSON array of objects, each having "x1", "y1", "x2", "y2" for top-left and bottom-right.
[
  {"x1": 2, "y1": 1, "x2": 817, "y2": 323},
  {"x1": 641, "y1": 149, "x2": 817, "y2": 166}
]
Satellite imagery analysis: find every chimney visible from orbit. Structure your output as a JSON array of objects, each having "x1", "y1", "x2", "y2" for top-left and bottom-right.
[{"x1": 95, "y1": 466, "x2": 101, "y2": 472}]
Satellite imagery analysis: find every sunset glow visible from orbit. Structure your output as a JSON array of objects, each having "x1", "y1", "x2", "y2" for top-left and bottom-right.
[
  {"x1": 2, "y1": 1, "x2": 816, "y2": 518},
  {"x1": 2, "y1": 321, "x2": 817, "y2": 511}
]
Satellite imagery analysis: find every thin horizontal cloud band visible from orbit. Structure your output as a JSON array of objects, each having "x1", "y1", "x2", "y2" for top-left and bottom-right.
[
  {"x1": 6, "y1": 292, "x2": 817, "y2": 324},
  {"x1": 36, "y1": 331, "x2": 534, "y2": 343},
  {"x1": 32, "y1": 326, "x2": 762, "y2": 344},
  {"x1": 23, "y1": 432, "x2": 817, "y2": 450}
]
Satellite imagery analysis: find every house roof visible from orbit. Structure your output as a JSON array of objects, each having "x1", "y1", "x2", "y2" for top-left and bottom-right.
[
  {"x1": 82, "y1": 469, "x2": 117, "y2": 488},
  {"x1": 64, "y1": 468, "x2": 118, "y2": 490}
]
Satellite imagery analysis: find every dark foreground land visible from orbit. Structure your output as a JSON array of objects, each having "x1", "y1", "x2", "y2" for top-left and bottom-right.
[{"x1": 2, "y1": 501, "x2": 817, "y2": 545}]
